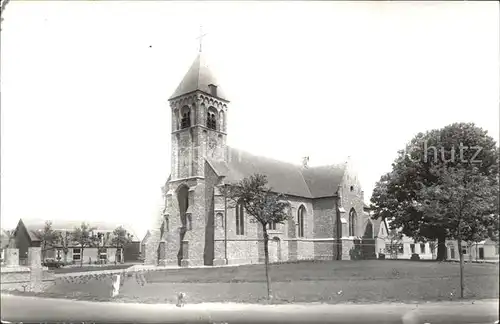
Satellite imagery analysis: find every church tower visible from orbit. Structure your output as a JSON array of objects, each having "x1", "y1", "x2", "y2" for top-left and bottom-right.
[
  {"x1": 169, "y1": 53, "x2": 229, "y2": 181},
  {"x1": 147, "y1": 48, "x2": 230, "y2": 268}
]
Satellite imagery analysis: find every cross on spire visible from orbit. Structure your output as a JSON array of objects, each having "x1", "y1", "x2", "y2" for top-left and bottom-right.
[{"x1": 196, "y1": 25, "x2": 207, "y2": 53}]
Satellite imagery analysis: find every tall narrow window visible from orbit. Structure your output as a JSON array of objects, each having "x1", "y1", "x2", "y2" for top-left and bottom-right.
[
  {"x1": 349, "y1": 208, "x2": 356, "y2": 236},
  {"x1": 410, "y1": 243, "x2": 415, "y2": 253},
  {"x1": 207, "y1": 113, "x2": 217, "y2": 130},
  {"x1": 420, "y1": 243, "x2": 425, "y2": 254},
  {"x1": 207, "y1": 107, "x2": 217, "y2": 130},
  {"x1": 181, "y1": 106, "x2": 191, "y2": 129},
  {"x1": 297, "y1": 205, "x2": 305, "y2": 237},
  {"x1": 269, "y1": 221, "x2": 276, "y2": 230},
  {"x1": 236, "y1": 200, "x2": 245, "y2": 235}
]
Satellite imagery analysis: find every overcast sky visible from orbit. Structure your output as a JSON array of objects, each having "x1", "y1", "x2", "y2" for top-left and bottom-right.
[{"x1": 1, "y1": 1, "x2": 499, "y2": 238}]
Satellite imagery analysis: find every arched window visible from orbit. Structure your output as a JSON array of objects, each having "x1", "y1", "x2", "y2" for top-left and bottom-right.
[
  {"x1": 181, "y1": 106, "x2": 191, "y2": 129},
  {"x1": 297, "y1": 205, "x2": 305, "y2": 237},
  {"x1": 236, "y1": 200, "x2": 245, "y2": 235},
  {"x1": 207, "y1": 107, "x2": 217, "y2": 130},
  {"x1": 349, "y1": 208, "x2": 357, "y2": 236}
]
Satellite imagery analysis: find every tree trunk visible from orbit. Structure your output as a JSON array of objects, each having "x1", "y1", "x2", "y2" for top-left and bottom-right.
[
  {"x1": 437, "y1": 235, "x2": 447, "y2": 261},
  {"x1": 80, "y1": 247, "x2": 84, "y2": 267},
  {"x1": 262, "y1": 224, "x2": 272, "y2": 300},
  {"x1": 468, "y1": 243, "x2": 472, "y2": 263},
  {"x1": 457, "y1": 237, "x2": 465, "y2": 298}
]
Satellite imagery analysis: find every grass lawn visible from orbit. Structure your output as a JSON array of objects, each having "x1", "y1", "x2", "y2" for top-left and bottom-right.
[
  {"x1": 11, "y1": 260, "x2": 500, "y2": 304},
  {"x1": 52, "y1": 264, "x2": 133, "y2": 274}
]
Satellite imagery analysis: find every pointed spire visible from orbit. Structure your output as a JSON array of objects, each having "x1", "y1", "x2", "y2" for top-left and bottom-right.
[
  {"x1": 169, "y1": 52, "x2": 227, "y2": 101},
  {"x1": 169, "y1": 27, "x2": 227, "y2": 101}
]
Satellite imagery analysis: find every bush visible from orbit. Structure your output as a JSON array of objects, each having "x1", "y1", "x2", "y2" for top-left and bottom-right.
[
  {"x1": 410, "y1": 253, "x2": 420, "y2": 261},
  {"x1": 349, "y1": 245, "x2": 363, "y2": 260}
]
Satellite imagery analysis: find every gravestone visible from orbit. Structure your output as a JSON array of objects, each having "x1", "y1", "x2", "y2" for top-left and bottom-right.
[
  {"x1": 28, "y1": 247, "x2": 44, "y2": 292},
  {"x1": 111, "y1": 274, "x2": 121, "y2": 297},
  {"x1": 5, "y1": 248, "x2": 19, "y2": 266}
]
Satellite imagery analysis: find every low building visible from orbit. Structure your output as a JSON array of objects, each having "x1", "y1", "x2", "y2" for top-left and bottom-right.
[
  {"x1": 374, "y1": 218, "x2": 498, "y2": 261},
  {"x1": 12, "y1": 219, "x2": 141, "y2": 265},
  {"x1": 375, "y1": 218, "x2": 435, "y2": 260},
  {"x1": 444, "y1": 239, "x2": 499, "y2": 262}
]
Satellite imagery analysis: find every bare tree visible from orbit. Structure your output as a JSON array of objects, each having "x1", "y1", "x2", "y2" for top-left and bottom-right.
[
  {"x1": 33, "y1": 221, "x2": 58, "y2": 260},
  {"x1": 111, "y1": 226, "x2": 132, "y2": 264},
  {"x1": 56, "y1": 231, "x2": 72, "y2": 264},
  {"x1": 72, "y1": 223, "x2": 98, "y2": 267},
  {"x1": 221, "y1": 174, "x2": 291, "y2": 300}
]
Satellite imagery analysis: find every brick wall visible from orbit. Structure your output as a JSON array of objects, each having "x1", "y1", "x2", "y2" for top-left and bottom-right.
[
  {"x1": 205, "y1": 162, "x2": 220, "y2": 265},
  {"x1": 312, "y1": 197, "x2": 338, "y2": 259},
  {"x1": 340, "y1": 161, "x2": 368, "y2": 238}
]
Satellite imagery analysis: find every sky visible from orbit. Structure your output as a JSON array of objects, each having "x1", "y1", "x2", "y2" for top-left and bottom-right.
[{"x1": 1, "y1": 1, "x2": 499, "y2": 239}]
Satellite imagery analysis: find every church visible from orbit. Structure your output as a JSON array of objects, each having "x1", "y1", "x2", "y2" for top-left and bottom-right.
[{"x1": 143, "y1": 50, "x2": 372, "y2": 267}]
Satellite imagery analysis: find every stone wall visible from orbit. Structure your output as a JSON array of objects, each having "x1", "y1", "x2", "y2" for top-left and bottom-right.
[{"x1": 1, "y1": 247, "x2": 56, "y2": 292}]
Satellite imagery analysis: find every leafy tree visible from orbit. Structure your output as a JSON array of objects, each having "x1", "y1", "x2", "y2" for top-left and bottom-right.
[
  {"x1": 33, "y1": 221, "x2": 58, "y2": 260},
  {"x1": 220, "y1": 174, "x2": 291, "y2": 300},
  {"x1": 417, "y1": 164, "x2": 498, "y2": 297},
  {"x1": 371, "y1": 123, "x2": 499, "y2": 263},
  {"x1": 0, "y1": 0, "x2": 10, "y2": 27},
  {"x1": 111, "y1": 226, "x2": 132, "y2": 264},
  {"x1": 72, "y1": 223, "x2": 98, "y2": 267}
]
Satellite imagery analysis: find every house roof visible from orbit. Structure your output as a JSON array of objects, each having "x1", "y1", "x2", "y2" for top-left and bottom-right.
[
  {"x1": 301, "y1": 164, "x2": 346, "y2": 198},
  {"x1": 169, "y1": 53, "x2": 228, "y2": 101},
  {"x1": 18, "y1": 219, "x2": 141, "y2": 243},
  {"x1": 207, "y1": 147, "x2": 346, "y2": 199},
  {"x1": 141, "y1": 230, "x2": 151, "y2": 244}
]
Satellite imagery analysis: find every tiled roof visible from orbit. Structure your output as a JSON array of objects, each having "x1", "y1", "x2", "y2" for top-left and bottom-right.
[
  {"x1": 169, "y1": 53, "x2": 227, "y2": 101},
  {"x1": 19, "y1": 219, "x2": 140, "y2": 242},
  {"x1": 301, "y1": 164, "x2": 346, "y2": 198},
  {"x1": 207, "y1": 147, "x2": 345, "y2": 199}
]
